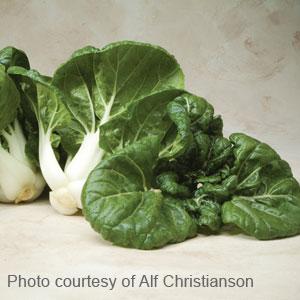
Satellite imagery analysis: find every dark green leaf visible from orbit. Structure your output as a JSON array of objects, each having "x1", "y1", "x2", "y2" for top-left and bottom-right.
[
  {"x1": 0, "y1": 47, "x2": 30, "y2": 71},
  {"x1": 82, "y1": 136, "x2": 197, "y2": 249},
  {"x1": 222, "y1": 133, "x2": 300, "y2": 239},
  {"x1": 0, "y1": 66, "x2": 20, "y2": 132}
]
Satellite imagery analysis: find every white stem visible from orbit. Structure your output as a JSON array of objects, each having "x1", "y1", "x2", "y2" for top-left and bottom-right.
[
  {"x1": 39, "y1": 130, "x2": 68, "y2": 190},
  {"x1": 64, "y1": 129, "x2": 103, "y2": 181},
  {"x1": 67, "y1": 179, "x2": 85, "y2": 208},
  {"x1": 64, "y1": 95, "x2": 114, "y2": 182},
  {"x1": 42, "y1": 96, "x2": 115, "y2": 214}
]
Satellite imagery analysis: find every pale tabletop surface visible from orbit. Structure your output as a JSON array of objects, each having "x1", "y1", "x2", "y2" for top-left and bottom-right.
[{"x1": 0, "y1": 1, "x2": 300, "y2": 299}]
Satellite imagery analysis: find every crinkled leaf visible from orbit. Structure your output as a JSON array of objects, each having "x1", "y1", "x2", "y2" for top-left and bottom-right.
[
  {"x1": 159, "y1": 98, "x2": 193, "y2": 158},
  {"x1": 160, "y1": 94, "x2": 225, "y2": 172},
  {"x1": 195, "y1": 135, "x2": 232, "y2": 174},
  {"x1": 197, "y1": 200, "x2": 222, "y2": 231},
  {"x1": 82, "y1": 136, "x2": 196, "y2": 249},
  {"x1": 196, "y1": 175, "x2": 238, "y2": 202},
  {"x1": 160, "y1": 93, "x2": 220, "y2": 160},
  {"x1": 183, "y1": 199, "x2": 222, "y2": 232},
  {"x1": 156, "y1": 171, "x2": 191, "y2": 198},
  {"x1": 222, "y1": 133, "x2": 300, "y2": 239}
]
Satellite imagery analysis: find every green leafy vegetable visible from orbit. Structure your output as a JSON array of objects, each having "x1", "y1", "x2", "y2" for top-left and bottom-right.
[
  {"x1": 2, "y1": 40, "x2": 299, "y2": 249},
  {"x1": 83, "y1": 90, "x2": 227, "y2": 248},
  {"x1": 82, "y1": 136, "x2": 196, "y2": 249},
  {"x1": 9, "y1": 41, "x2": 184, "y2": 215},
  {"x1": 0, "y1": 47, "x2": 45, "y2": 203}
]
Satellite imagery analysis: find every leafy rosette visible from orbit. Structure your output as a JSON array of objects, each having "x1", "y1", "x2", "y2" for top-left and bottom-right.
[
  {"x1": 9, "y1": 41, "x2": 184, "y2": 214},
  {"x1": 82, "y1": 92, "x2": 227, "y2": 248}
]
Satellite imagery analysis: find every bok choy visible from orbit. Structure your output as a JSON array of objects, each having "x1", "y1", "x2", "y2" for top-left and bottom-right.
[
  {"x1": 9, "y1": 41, "x2": 184, "y2": 214},
  {"x1": 0, "y1": 47, "x2": 45, "y2": 203}
]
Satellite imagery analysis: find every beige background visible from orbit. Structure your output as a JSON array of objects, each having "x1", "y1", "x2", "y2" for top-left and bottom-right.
[{"x1": 0, "y1": 0, "x2": 300, "y2": 299}]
